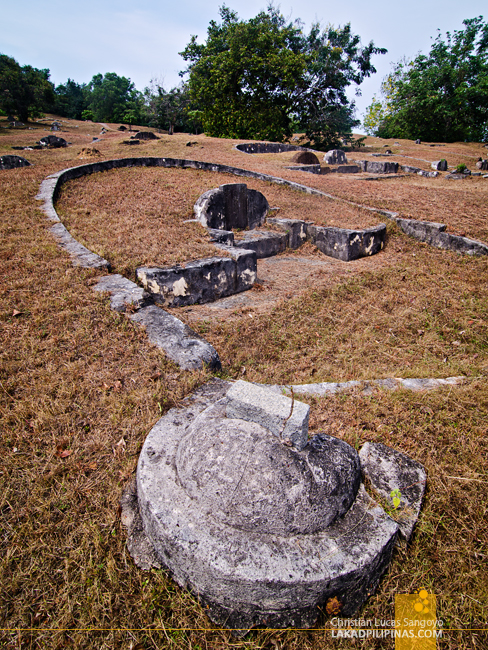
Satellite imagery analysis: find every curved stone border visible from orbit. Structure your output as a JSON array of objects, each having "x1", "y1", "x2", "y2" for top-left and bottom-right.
[{"x1": 235, "y1": 142, "x2": 310, "y2": 154}]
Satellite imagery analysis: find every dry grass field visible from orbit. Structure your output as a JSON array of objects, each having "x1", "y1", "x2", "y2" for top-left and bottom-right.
[{"x1": 1, "y1": 116, "x2": 487, "y2": 649}]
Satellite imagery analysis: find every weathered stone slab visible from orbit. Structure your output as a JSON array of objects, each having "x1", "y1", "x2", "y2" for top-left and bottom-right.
[
  {"x1": 324, "y1": 149, "x2": 347, "y2": 164},
  {"x1": 401, "y1": 164, "x2": 423, "y2": 173},
  {"x1": 290, "y1": 151, "x2": 320, "y2": 165},
  {"x1": 226, "y1": 379, "x2": 310, "y2": 449},
  {"x1": 267, "y1": 217, "x2": 312, "y2": 249},
  {"x1": 236, "y1": 142, "x2": 308, "y2": 154},
  {"x1": 276, "y1": 376, "x2": 465, "y2": 397},
  {"x1": 49, "y1": 222, "x2": 110, "y2": 268},
  {"x1": 233, "y1": 230, "x2": 287, "y2": 258},
  {"x1": 431, "y1": 159, "x2": 448, "y2": 171},
  {"x1": 129, "y1": 305, "x2": 221, "y2": 370},
  {"x1": 446, "y1": 172, "x2": 469, "y2": 180},
  {"x1": 207, "y1": 228, "x2": 234, "y2": 244},
  {"x1": 134, "y1": 131, "x2": 158, "y2": 140},
  {"x1": 38, "y1": 135, "x2": 67, "y2": 148},
  {"x1": 307, "y1": 224, "x2": 386, "y2": 261},
  {"x1": 93, "y1": 274, "x2": 150, "y2": 312},
  {"x1": 393, "y1": 217, "x2": 488, "y2": 255},
  {"x1": 359, "y1": 442, "x2": 426, "y2": 541},
  {"x1": 284, "y1": 164, "x2": 321, "y2": 174},
  {"x1": 136, "y1": 250, "x2": 257, "y2": 307},
  {"x1": 418, "y1": 170, "x2": 439, "y2": 178},
  {"x1": 0, "y1": 154, "x2": 31, "y2": 170},
  {"x1": 358, "y1": 160, "x2": 399, "y2": 174},
  {"x1": 194, "y1": 183, "x2": 268, "y2": 231},
  {"x1": 336, "y1": 165, "x2": 360, "y2": 173},
  {"x1": 134, "y1": 378, "x2": 400, "y2": 633}
]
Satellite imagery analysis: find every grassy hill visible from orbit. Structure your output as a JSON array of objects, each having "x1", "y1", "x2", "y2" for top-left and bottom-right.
[{"x1": 1, "y1": 115, "x2": 487, "y2": 649}]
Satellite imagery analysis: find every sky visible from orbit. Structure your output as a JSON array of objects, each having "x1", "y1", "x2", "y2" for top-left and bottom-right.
[{"x1": 1, "y1": 0, "x2": 485, "y2": 131}]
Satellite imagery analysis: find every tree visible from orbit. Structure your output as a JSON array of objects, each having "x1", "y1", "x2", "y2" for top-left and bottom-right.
[
  {"x1": 84, "y1": 72, "x2": 143, "y2": 124},
  {"x1": 364, "y1": 17, "x2": 488, "y2": 142},
  {"x1": 0, "y1": 54, "x2": 55, "y2": 122},
  {"x1": 143, "y1": 81, "x2": 193, "y2": 133},
  {"x1": 180, "y1": 5, "x2": 385, "y2": 148},
  {"x1": 53, "y1": 78, "x2": 87, "y2": 120}
]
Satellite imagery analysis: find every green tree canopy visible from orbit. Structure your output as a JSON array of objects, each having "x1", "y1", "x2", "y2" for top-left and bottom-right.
[
  {"x1": 53, "y1": 78, "x2": 87, "y2": 120},
  {"x1": 143, "y1": 81, "x2": 193, "y2": 133},
  {"x1": 84, "y1": 72, "x2": 143, "y2": 124},
  {"x1": 364, "y1": 17, "x2": 488, "y2": 142},
  {"x1": 180, "y1": 5, "x2": 386, "y2": 147},
  {"x1": 0, "y1": 54, "x2": 54, "y2": 122}
]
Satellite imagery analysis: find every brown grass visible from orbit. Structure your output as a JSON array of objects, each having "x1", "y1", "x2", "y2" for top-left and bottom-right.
[
  {"x1": 1, "y1": 116, "x2": 487, "y2": 649},
  {"x1": 55, "y1": 165, "x2": 379, "y2": 277}
]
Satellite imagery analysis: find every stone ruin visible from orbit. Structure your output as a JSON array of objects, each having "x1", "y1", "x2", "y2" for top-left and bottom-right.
[
  {"x1": 324, "y1": 149, "x2": 348, "y2": 164},
  {"x1": 125, "y1": 378, "x2": 426, "y2": 633},
  {"x1": 194, "y1": 182, "x2": 269, "y2": 231},
  {"x1": 0, "y1": 155, "x2": 31, "y2": 170},
  {"x1": 38, "y1": 135, "x2": 67, "y2": 148},
  {"x1": 290, "y1": 151, "x2": 320, "y2": 165}
]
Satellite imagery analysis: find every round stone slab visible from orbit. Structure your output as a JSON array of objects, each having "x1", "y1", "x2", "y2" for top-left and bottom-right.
[
  {"x1": 136, "y1": 380, "x2": 399, "y2": 632},
  {"x1": 176, "y1": 401, "x2": 361, "y2": 535}
]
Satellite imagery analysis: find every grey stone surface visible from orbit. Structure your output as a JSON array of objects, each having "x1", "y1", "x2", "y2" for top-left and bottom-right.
[
  {"x1": 129, "y1": 305, "x2": 221, "y2": 370},
  {"x1": 207, "y1": 228, "x2": 234, "y2": 244},
  {"x1": 401, "y1": 164, "x2": 423, "y2": 174},
  {"x1": 431, "y1": 159, "x2": 448, "y2": 171},
  {"x1": 267, "y1": 218, "x2": 312, "y2": 249},
  {"x1": 120, "y1": 478, "x2": 162, "y2": 570},
  {"x1": 446, "y1": 172, "x2": 469, "y2": 180},
  {"x1": 284, "y1": 164, "x2": 321, "y2": 174},
  {"x1": 0, "y1": 154, "x2": 31, "y2": 170},
  {"x1": 226, "y1": 380, "x2": 310, "y2": 450},
  {"x1": 324, "y1": 149, "x2": 347, "y2": 164},
  {"x1": 135, "y1": 378, "x2": 400, "y2": 632},
  {"x1": 475, "y1": 159, "x2": 488, "y2": 170},
  {"x1": 233, "y1": 230, "x2": 287, "y2": 258},
  {"x1": 273, "y1": 376, "x2": 465, "y2": 398},
  {"x1": 418, "y1": 170, "x2": 439, "y2": 178},
  {"x1": 393, "y1": 217, "x2": 488, "y2": 255},
  {"x1": 134, "y1": 131, "x2": 158, "y2": 140},
  {"x1": 336, "y1": 165, "x2": 360, "y2": 173},
  {"x1": 307, "y1": 224, "x2": 386, "y2": 261},
  {"x1": 94, "y1": 274, "x2": 150, "y2": 312},
  {"x1": 290, "y1": 151, "x2": 320, "y2": 165},
  {"x1": 136, "y1": 251, "x2": 257, "y2": 307},
  {"x1": 358, "y1": 160, "x2": 399, "y2": 174},
  {"x1": 194, "y1": 183, "x2": 269, "y2": 231},
  {"x1": 38, "y1": 135, "x2": 67, "y2": 148},
  {"x1": 359, "y1": 442, "x2": 426, "y2": 541},
  {"x1": 236, "y1": 142, "x2": 308, "y2": 154}
]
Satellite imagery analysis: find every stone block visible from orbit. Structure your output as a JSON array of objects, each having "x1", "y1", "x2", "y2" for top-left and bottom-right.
[
  {"x1": 284, "y1": 164, "x2": 321, "y2": 174},
  {"x1": 207, "y1": 228, "x2": 234, "y2": 245},
  {"x1": 133, "y1": 378, "x2": 401, "y2": 633},
  {"x1": 0, "y1": 155, "x2": 31, "y2": 170},
  {"x1": 307, "y1": 224, "x2": 386, "y2": 261},
  {"x1": 324, "y1": 149, "x2": 347, "y2": 164},
  {"x1": 431, "y1": 159, "x2": 448, "y2": 171},
  {"x1": 214, "y1": 245, "x2": 257, "y2": 291},
  {"x1": 137, "y1": 257, "x2": 236, "y2": 307},
  {"x1": 194, "y1": 183, "x2": 268, "y2": 231},
  {"x1": 401, "y1": 164, "x2": 422, "y2": 173},
  {"x1": 221, "y1": 183, "x2": 248, "y2": 230},
  {"x1": 130, "y1": 305, "x2": 221, "y2": 371},
  {"x1": 359, "y1": 442, "x2": 426, "y2": 541},
  {"x1": 290, "y1": 151, "x2": 320, "y2": 165},
  {"x1": 267, "y1": 217, "x2": 312, "y2": 249},
  {"x1": 247, "y1": 188, "x2": 269, "y2": 229},
  {"x1": 336, "y1": 165, "x2": 360, "y2": 173},
  {"x1": 233, "y1": 230, "x2": 287, "y2": 258},
  {"x1": 94, "y1": 274, "x2": 150, "y2": 312},
  {"x1": 361, "y1": 160, "x2": 399, "y2": 174},
  {"x1": 418, "y1": 170, "x2": 439, "y2": 178},
  {"x1": 226, "y1": 379, "x2": 310, "y2": 450}
]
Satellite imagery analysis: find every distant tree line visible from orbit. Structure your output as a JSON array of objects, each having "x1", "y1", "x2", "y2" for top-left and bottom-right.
[
  {"x1": 363, "y1": 17, "x2": 488, "y2": 142},
  {"x1": 0, "y1": 54, "x2": 195, "y2": 132},
  {"x1": 2, "y1": 12, "x2": 487, "y2": 144}
]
